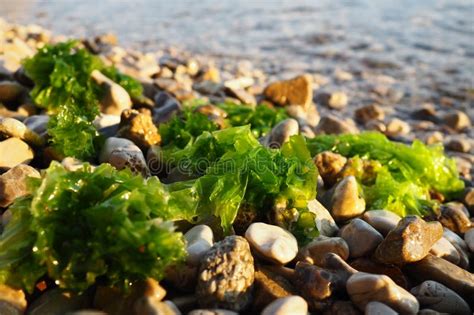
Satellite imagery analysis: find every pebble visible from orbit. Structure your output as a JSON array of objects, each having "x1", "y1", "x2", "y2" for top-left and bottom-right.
[
  {"x1": 261, "y1": 296, "x2": 308, "y2": 315},
  {"x1": 0, "y1": 164, "x2": 40, "y2": 207},
  {"x1": 264, "y1": 118, "x2": 299, "y2": 148},
  {"x1": 99, "y1": 137, "x2": 149, "y2": 176},
  {"x1": 350, "y1": 258, "x2": 408, "y2": 289},
  {"x1": 307, "y1": 199, "x2": 339, "y2": 236},
  {"x1": 362, "y1": 210, "x2": 401, "y2": 235},
  {"x1": 196, "y1": 236, "x2": 254, "y2": 311},
  {"x1": 411, "y1": 281, "x2": 471, "y2": 315},
  {"x1": 412, "y1": 103, "x2": 439, "y2": 122},
  {"x1": 375, "y1": 216, "x2": 443, "y2": 265},
  {"x1": 313, "y1": 151, "x2": 347, "y2": 187},
  {"x1": 93, "y1": 114, "x2": 120, "y2": 130},
  {"x1": 153, "y1": 97, "x2": 182, "y2": 124},
  {"x1": 245, "y1": 222, "x2": 298, "y2": 264},
  {"x1": 23, "y1": 115, "x2": 49, "y2": 137},
  {"x1": 443, "y1": 111, "x2": 471, "y2": 131},
  {"x1": 465, "y1": 228, "x2": 474, "y2": 252},
  {"x1": 91, "y1": 69, "x2": 132, "y2": 115},
  {"x1": 327, "y1": 300, "x2": 360, "y2": 315},
  {"x1": 135, "y1": 300, "x2": 181, "y2": 315},
  {"x1": 340, "y1": 218, "x2": 383, "y2": 258},
  {"x1": 365, "y1": 301, "x2": 398, "y2": 315},
  {"x1": 445, "y1": 137, "x2": 471, "y2": 153},
  {"x1": 188, "y1": 310, "x2": 238, "y2": 315},
  {"x1": 424, "y1": 131, "x2": 444, "y2": 145},
  {"x1": 330, "y1": 175, "x2": 366, "y2": 222},
  {"x1": 28, "y1": 288, "x2": 92, "y2": 315},
  {"x1": 184, "y1": 225, "x2": 214, "y2": 266},
  {"x1": 0, "y1": 81, "x2": 26, "y2": 103},
  {"x1": 404, "y1": 254, "x2": 474, "y2": 301},
  {"x1": 461, "y1": 187, "x2": 474, "y2": 213},
  {"x1": 354, "y1": 104, "x2": 385, "y2": 124},
  {"x1": 315, "y1": 91, "x2": 348, "y2": 110},
  {"x1": 0, "y1": 117, "x2": 44, "y2": 146},
  {"x1": 346, "y1": 272, "x2": 419, "y2": 314},
  {"x1": 315, "y1": 115, "x2": 359, "y2": 135},
  {"x1": 116, "y1": 109, "x2": 161, "y2": 150},
  {"x1": 429, "y1": 237, "x2": 460, "y2": 265},
  {"x1": 0, "y1": 137, "x2": 34, "y2": 169},
  {"x1": 0, "y1": 284, "x2": 27, "y2": 315},
  {"x1": 385, "y1": 118, "x2": 411, "y2": 136},
  {"x1": 439, "y1": 202, "x2": 472, "y2": 233},
  {"x1": 263, "y1": 74, "x2": 313, "y2": 109},
  {"x1": 298, "y1": 235, "x2": 349, "y2": 265},
  {"x1": 251, "y1": 266, "x2": 295, "y2": 312},
  {"x1": 225, "y1": 87, "x2": 256, "y2": 105}
]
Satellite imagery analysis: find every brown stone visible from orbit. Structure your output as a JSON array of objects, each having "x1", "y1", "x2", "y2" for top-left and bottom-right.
[
  {"x1": 313, "y1": 151, "x2": 347, "y2": 187},
  {"x1": 264, "y1": 74, "x2": 313, "y2": 109},
  {"x1": 117, "y1": 109, "x2": 161, "y2": 150},
  {"x1": 354, "y1": 104, "x2": 385, "y2": 124},
  {"x1": 297, "y1": 236, "x2": 349, "y2": 266},
  {"x1": 404, "y1": 254, "x2": 474, "y2": 302},
  {"x1": 0, "y1": 138, "x2": 34, "y2": 169},
  {"x1": 251, "y1": 266, "x2": 296, "y2": 312},
  {"x1": 439, "y1": 202, "x2": 472, "y2": 234},
  {"x1": 350, "y1": 258, "x2": 408, "y2": 289},
  {"x1": 314, "y1": 115, "x2": 359, "y2": 135},
  {"x1": 0, "y1": 284, "x2": 27, "y2": 315},
  {"x1": 375, "y1": 216, "x2": 443, "y2": 265},
  {"x1": 0, "y1": 164, "x2": 40, "y2": 207}
]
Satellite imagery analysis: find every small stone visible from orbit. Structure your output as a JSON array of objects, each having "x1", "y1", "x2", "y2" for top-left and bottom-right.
[
  {"x1": 116, "y1": 109, "x2": 161, "y2": 150},
  {"x1": 385, "y1": 118, "x2": 411, "y2": 136},
  {"x1": 354, "y1": 104, "x2": 385, "y2": 124},
  {"x1": 184, "y1": 225, "x2": 214, "y2": 266},
  {"x1": 0, "y1": 164, "x2": 40, "y2": 207},
  {"x1": 188, "y1": 310, "x2": 238, "y2": 315},
  {"x1": 325, "y1": 300, "x2": 360, "y2": 315},
  {"x1": 23, "y1": 115, "x2": 49, "y2": 136},
  {"x1": 315, "y1": 91, "x2": 348, "y2": 110},
  {"x1": 362, "y1": 210, "x2": 401, "y2": 236},
  {"x1": 224, "y1": 77, "x2": 255, "y2": 90},
  {"x1": 445, "y1": 138, "x2": 471, "y2": 153},
  {"x1": 365, "y1": 301, "x2": 397, "y2": 315},
  {"x1": 261, "y1": 296, "x2": 308, "y2": 315},
  {"x1": 404, "y1": 254, "x2": 474, "y2": 301},
  {"x1": 298, "y1": 236, "x2": 349, "y2": 266},
  {"x1": 0, "y1": 117, "x2": 44, "y2": 146},
  {"x1": 340, "y1": 218, "x2": 383, "y2": 258},
  {"x1": 334, "y1": 69, "x2": 353, "y2": 81},
  {"x1": 0, "y1": 284, "x2": 27, "y2": 315},
  {"x1": 0, "y1": 81, "x2": 26, "y2": 103},
  {"x1": 225, "y1": 87, "x2": 256, "y2": 105},
  {"x1": 307, "y1": 199, "x2": 339, "y2": 236},
  {"x1": 251, "y1": 266, "x2": 296, "y2": 313},
  {"x1": 193, "y1": 104, "x2": 227, "y2": 128},
  {"x1": 91, "y1": 70, "x2": 132, "y2": 115},
  {"x1": 264, "y1": 118, "x2": 299, "y2": 149},
  {"x1": 429, "y1": 237, "x2": 460, "y2": 265},
  {"x1": 375, "y1": 216, "x2": 443, "y2": 265},
  {"x1": 461, "y1": 187, "x2": 474, "y2": 213},
  {"x1": 99, "y1": 137, "x2": 149, "y2": 176},
  {"x1": 443, "y1": 111, "x2": 471, "y2": 131},
  {"x1": 245, "y1": 222, "x2": 298, "y2": 265},
  {"x1": 315, "y1": 115, "x2": 359, "y2": 135},
  {"x1": 465, "y1": 228, "x2": 474, "y2": 253},
  {"x1": 411, "y1": 281, "x2": 471, "y2": 315},
  {"x1": 365, "y1": 120, "x2": 386, "y2": 133},
  {"x1": 0, "y1": 138, "x2": 34, "y2": 169},
  {"x1": 346, "y1": 272, "x2": 419, "y2": 314},
  {"x1": 93, "y1": 114, "x2": 120, "y2": 130},
  {"x1": 29, "y1": 288, "x2": 92, "y2": 315},
  {"x1": 313, "y1": 151, "x2": 347, "y2": 187},
  {"x1": 330, "y1": 176, "x2": 366, "y2": 222},
  {"x1": 439, "y1": 202, "x2": 472, "y2": 234},
  {"x1": 200, "y1": 66, "x2": 221, "y2": 83},
  {"x1": 135, "y1": 300, "x2": 181, "y2": 315},
  {"x1": 264, "y1": 74, "x2": 313, "y2": 109},
  {"x1": 424, "y1": 131, "x2": 444, "y2": 145},
  {"x1": 153, "y1": 98, "x2": 182, "y2": 124},
  {"x1": 350, "y1": 258, "x2": 408, "y2": 289},
  {"x1": 412, "y1": 104, "x2": 439, "y2": 122},
  {"x1": 197, "y1": 236, "x2": 254, "y2": 311}
]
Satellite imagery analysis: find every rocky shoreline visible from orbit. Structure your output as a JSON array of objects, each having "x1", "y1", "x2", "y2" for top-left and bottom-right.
[{"x1": 1, "y1": 19, "x2": 474, "y2": 315}]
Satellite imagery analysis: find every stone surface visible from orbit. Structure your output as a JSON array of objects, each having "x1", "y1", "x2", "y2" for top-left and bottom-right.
[
  {"x1": 362, "y1": 210, "x2": 401, "y2": 236},
  {"x1": 445, "y1": 137, "x2": 471, "y2": 153},
  {"x1": 23, "y1": 115, "x2": 49, "y2": 137},
  {"x1": 307, "y1": 199, "x2": 339, "y2": 236},
  {"x1": 245, "y1": 222, "x2": 298, "y2": 265},
  {"x1": 313, "y1": 151, "x2": 347, "y2": 187},
  {"x1": 251, "y1": 266, "x2": 296, "y2": 313},
  {"x1": 91, "y1": 69, "x2": 132, "y2": 115},
  {"x1": 316, "y1": 91, "x2": 348, "y2": 109},
  {"x1": 188, "y1": 310, "x2": 238, "y2": 315},
  {"x1": 116, "y1": 109, "x2": 161, "y2": 150},
  {"x1": 0, "y1": 164, "x2": 40, "y2": 207},
  {"x1": 340, "y1": 218, "x2": 383, "y2": 258},
  {"x1": 196, "y1": 236, "x2": 254, "y2": 311},
  {"x1": 261, "y1": 296, "x2": 308, "y2": 315},
  {"x1": 429, "y1": 237, "x2": 460, "y2": 265},
  {"x1": 439, "y1": 202, "x2": 472, "y2": 234},
  {"x1": 385, "y1": 118, "x2": 411, "y2": 136},
  {"x1": 263, "y1": 74, "x2": 313, "y2": 109},
  {"x1": 330, "y1": 176, "x2": 366, "y2": 222},
  {"x1": 265, "y1": 118, "x2": 299, "y2": 148},
  {"x1": 0, "y1": 81, "x2": 25, "y2": 103},
  {"x1": 350, "y1": 258, "x2": 408, "y2": 289},
  {"x1": 93, "y1": 114, "x2": 121, "y2": 130},
  {"x1": 443, "y1": 110, "x2": 471, "y2": 131},
  {"x1": 315, "y1": 115, "x2": 359, "y2": 135},
  {"x1": 0, "y1": 137, "x2": 34, "y2": 169},
  {"x1": 464, "y1": 228, "x2": 474, "y2": 253},
  {"x1": 411, "y1": 281, "x2": 471, "y2": 315},
  {"x1": 29, "y1": 289, "x2": 92, "y2": 315},
  {"x1": 184, "y1": 225, "x2": 214, "y2": 266},
  {"x1": 0, "y1": 284, "x2": 27, "y2": 315},
  {"x1": 404, "y1": 254, "x2": 474, "y2": 301},
  {"x1": 365, "y1": 301, "x2": 397, "y2": 315},
  {"x1": 99, "y1": 137, "x2": 149, "y2": 176},
  {"x1": 354, "y1": 104, "x2": 385, "y2": 124},
  {"x1": 346, "y1": 272, "x2": 419, "y2": 314},
  {"x1": 375, "y1": 216, "x2": 443, "y2": 265},
  {"x1": 0, "y1": 117, "x2": 43, "y2": 146},
  {"x1": 298, "y1": 236, "x2": 349, "y2": 266}
]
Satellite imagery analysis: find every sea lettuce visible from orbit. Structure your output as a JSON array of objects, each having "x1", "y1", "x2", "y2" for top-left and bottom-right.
[
  {"x1": 23, "y1": 41, "x2": 142, "y2": 159},
  {"x1": 0, "y1": 162, "x2": 186, "y2": 292}
]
